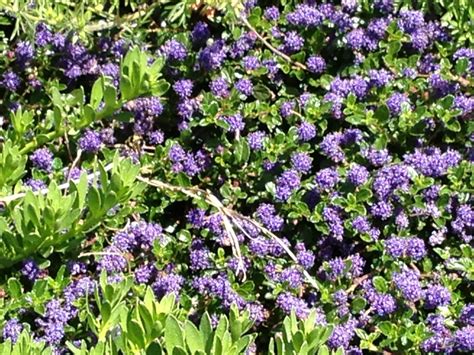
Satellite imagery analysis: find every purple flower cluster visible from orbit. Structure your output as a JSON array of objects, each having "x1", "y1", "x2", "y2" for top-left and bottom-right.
[
  {"x1": 404, "y1": 147, "x2": 461, "y2": 177},
  {"x1": 276, "y1": 292, "x2": 310, "y2": 319},
  {"x1": 393, "y1": 268, "x2": 423, "y2": 302},
  {"x1": 2, "y1": 319, "x2": 23, "y2": 343},
  {"x1": 362, "y1": 279, "x2": 397, "y2": 316},
  {"x1": 256, "y1": 203, "x2": 284, "y2": 232},
  {"x1": 384, "y1": 237, "x2": 427, "y2": 260},
  {"x1": 78, "y1": 129, "x2": 102, "y2": 153},
  {"x1": 30, "y1": 147, "x2": 53, "y2": 172},
  {"x1": 168, "y1": 143, "x2": 209, "y2": 177},
  {"x1": 275, "y1": 170, "x2": 301, "y2": 201}
]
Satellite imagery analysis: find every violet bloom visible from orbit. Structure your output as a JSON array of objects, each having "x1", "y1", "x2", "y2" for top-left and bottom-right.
[
  {"x1": 275, "y1": 170, "x2": 301, "y2": 201},
  {"x1": 173, "y1": 79, "x2": 194, "y2": 99},
  {"x1": 1, "y1": 71, "x2": 21, "y2": 91},
  {"x1": 307, "y1": 55, "x2": 326, "y2": 73},
  {"x1": 210, "y1": 77, "x2": 230, "y2": 98},
  {"x1": 78, "y1": 129, "x2": 102, "y2": 153},
  {"x1": 162, "y1": 39, "x2": 187, "y2": 61},
  {"x1": 30, "y1": 147, "x2": 53, "y2": 172},
  {"x1": 297, "y1": 121, "x2": 316, "y2": 141},
  {"x1": 2, "y1": 319, "x2": 23, "y2": 343},
  {"x1": 386, "y1": 92, "x2": 410, "y2": 116},
  {"x1": 235, "y1": 78, "x2": 253, "y2": 96},
  {"x1": 247, "y1": 131, "x2": 266, "y2": 150}
]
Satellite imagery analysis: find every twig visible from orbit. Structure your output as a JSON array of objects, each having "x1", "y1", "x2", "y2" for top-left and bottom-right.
[
  {"x1": 67, "y1": 149, "x2": 83, "y2": 184},
  {"x1": 240, "y1": 16, "x2": 307, "y2": 71},
  {"x1": 137, "y1": 176, "x2": 320, "y2": 290}
]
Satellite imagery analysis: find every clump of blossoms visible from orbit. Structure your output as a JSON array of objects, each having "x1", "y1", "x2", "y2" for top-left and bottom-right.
[{"x1": 0, "y1": 0, "x2": 473, "y2": 353}]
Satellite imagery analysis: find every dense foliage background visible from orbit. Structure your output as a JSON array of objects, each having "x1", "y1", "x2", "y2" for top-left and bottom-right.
[{"x1": 0, "y1": 0, "x2": 473, "y2": 353}]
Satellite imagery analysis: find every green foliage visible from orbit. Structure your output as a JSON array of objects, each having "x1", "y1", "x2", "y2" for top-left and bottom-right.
[
  {"x1": 0, "y1": 331, "x2": 52, "y2": 355},
  {"x1": 0, "y1": 155, "x2": 143, "y2": 268},
  {"x1": 269, "y1": 311, "x2": 339, "y2": 355}
]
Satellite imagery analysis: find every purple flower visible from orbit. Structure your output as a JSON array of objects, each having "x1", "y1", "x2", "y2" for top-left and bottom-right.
[
  {"x1": 386, "y1": 92, "x2": 410, "y2": 116},
  {"x1": 210, "y1": 77, "x2": 230, "y2": 98},
  {"x1": 374, "y1": 0, "x2": 394, "y2": 13},
  {"x1": 199, "y1": 40, "x2": 227, "y2": 71},
  {"x1": 190, "y1": 248, "x2": 211, "y2": 271},
  {"x1": 384, "y1": 237, "x2": 426, "y2": 260},
  {"x1": 370, "y1": 200, "x2": 393, "y2": 220},
  {"x1": 404, "y1": 147, "x2": 461, "y2": 177},
  {"x1": 247, "y1": 131, "x2": 266, "y2": 150},
  {"x1": 256, "y1": 203, "x2": 284, "y2": 232},
  {"x1": 134, "y1": 264, "x2": 156, "y2": 284},
  {"x1": 283, "y1": 31, "x2": 304, "y2": 53},
  {"x1": 98, "y1": 246, "x2": 127, "y2": 273},
  {"x1": 173, "y1": 79, "x2": 194, "y2": 98},
  {"x1": 363, "y1": 147, "x2": 391, "y2": 167},
  {"x1": 162, "y1": 39, "x2": 187, "y2": 61},
  {"x1": 15, "y1": 41, "x2": 34, "y2": 68},
  {"x1": 264, "y1": 6, "x2": 280, "y2": 21},
  {"x1": 393, "y1": 268, "x2": 423, "y2": 302},
  {"x1": 454, "y1": 326, "x2": 474, "y2": 352},
  {"x1": 78, "y1": 129, "x2": 102, "y2": 153},
  {"x1": 24, "y1": 178, "x2": 47, "y2": 191},
  {"x1": 352, "y1": 216, "x2": 371, "y2": 234},
  {"x1": 297, "y1": 121, "x2": 316, "y2": 141},
  {"x1": 279, "y1": 267, "x2": 303, "y2": 288},
  {"x1": 280, "y1": 101, "x2": 295, "y2": 118},
  {"x1": 30, "y1": 147, "x2": 53, "y2": 172},
  {"x1": 223, "y1": 113, "x2": 245, "y2": 132},
  {"x1": 275, "y1": 170, "x2": 301, "y2": 201},
  {"x1": 242, "y1": 56, "x2": 260, "y2": 71},
  {"x1": 453, "y1": 95, "x2": 474, "y2": 115},
  {"x1": 296, "y1": 243, "x2": 315, "y2": 269},
  {"x1": 235, "y1": 78, "x2": 253, "y2": 96},
  {"x1": 424, "y1": 284, "x2": 451, "y2": 309},
  {"x1": 369, "y1": 69, "x2": 393, "y2": 88},
  {"x1": 328, "y1": 320, "x2": 357, "y2": 349},
  {"x1": 35, "y1": 23, "x2": 52, "y2": 46},
  {"x1": 291, "y1": 152, "x2": 313, "y2": 173},
  {"x1": 191, "y1": 21, "x2": 210, "y2": 46},
  {"x1": 286, "y1": 4, "x2": 324, "y2": 27},
  {"x1": 315, "y1": 167, "x2": 339, "y2": 191},
  {"x1": 230, "y1": 32, "x2": 256, "y2": 59},
  {"x1": 277, "y1": 292, "x2": 310, "y2": 319},
  {"x1": 1, "y1": 71, "x2": 21, "y2": 91},
  {"x1": 460, "y1": 304, "x2": 474, "y2": 326},
  {"x1": 347, "y1": 164, "x2": 369, "y2": 186},
  {"x1": 2, "y1": 319, "x2": 23, "y2": 343},
  {"x1": 152, "y1": 272, "x2": 184, "y2": 299},
  {"x1": 307, "y1": 55, "x2": 326, "y2": 73}
]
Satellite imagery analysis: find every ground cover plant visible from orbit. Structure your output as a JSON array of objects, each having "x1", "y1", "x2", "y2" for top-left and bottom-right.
[{"x1": 0, "y1": 0, "x2": 473, "y2": 353}]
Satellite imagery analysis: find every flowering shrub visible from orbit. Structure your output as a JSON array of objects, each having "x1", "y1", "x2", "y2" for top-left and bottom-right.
[{"x1": 0, "y1": 0, "x2": 473, "y2": 353}]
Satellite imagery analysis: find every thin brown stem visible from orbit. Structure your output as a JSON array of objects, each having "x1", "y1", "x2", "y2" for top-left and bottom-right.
[{"x1": 240, "y1": 16, "x2": 307, "y2": 71}]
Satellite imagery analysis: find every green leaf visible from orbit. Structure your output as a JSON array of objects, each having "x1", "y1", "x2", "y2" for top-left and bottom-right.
[
  {"x1": 234, "y1": 139, "x2": 250, "y2": 163},
  {"x1": 7, "y1": 278, "x2": 22, "y2": 298},
  {"x1": 90, "y1": 77, "x2": 104, "y2": 110},
  {"x1": 164, "y1": 316, "x2": 184, "y2": 352},
  {"x1": 373, "y1": 276, "x2": 388, "y2": 293},
  {"x1": 127, "y1": 319, "x2": 146, "y2": 349},
  {"x1": 378, "y1": 321, "x2": 395, "y2": 336},
  {"x1": 152, "y1": 80, "x2": 170, "y2": 96},
  {"x1": 374, "y1": 105, "x2": 390, "y2": 123},
  {"x1": 356, "y1": 188, "x2": 372, "y2": 202},
  {"x1": 317, "y1": 344, "x2": 330, "y2": 355},
  {"x1": 351, "y1": 297, "x2": 367, "y2": 314},
  {"x1": 185, "y1": 321, "x2": 205, "y2": 353}
]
